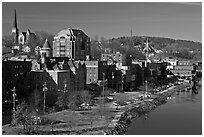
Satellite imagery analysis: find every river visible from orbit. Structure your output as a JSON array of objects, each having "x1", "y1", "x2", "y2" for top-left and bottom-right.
[{"x1": 127, "y1": 81, "x2": 202, "y2": 135}]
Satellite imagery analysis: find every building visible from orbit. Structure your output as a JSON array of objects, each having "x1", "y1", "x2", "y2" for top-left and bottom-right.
[
  {"x1": 80, "y1": 60, "x2": 108, "y2": 85},
  {"x1": 166, "y1": 59, "x2": 178, "y2": 70},
  {"x1": 171, "y1": 61, "x2": 196, "y2": 77},
  {"x1": 178, "y1": 60, "x2": 193, "y2": 66},
  {"x1": 18, "y1": 29, "x2": 37, "y2": 45},
  {"x1": 30, "y1": 57, "x2": 86, "y2": 105},
  {"x1": 146, "y1": 62, "x2": 168, "y2": 80},
  {"x1": 2, "y1": 59, "x2": 32, "y2": 102},
  {"x1": 41, "y1": 39, "x2": 52, "y2": 57},
  {"x1": 53, "y1": 28, "x2": 91, "y2": 60},
  {"x1": 101, "y1": 52, "x2": 132, "y2": 70},
  {"x1": 11, "y1": 10, "x2": 38, "y2": 57}
]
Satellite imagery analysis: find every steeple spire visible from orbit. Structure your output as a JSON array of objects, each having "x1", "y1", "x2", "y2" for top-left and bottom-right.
[
  {"x1": 13, "y1": 9, "x2": 17, "y2": 29},
  {"x1": 12, "y1": 9, "x2": 18, "y2": 44}
]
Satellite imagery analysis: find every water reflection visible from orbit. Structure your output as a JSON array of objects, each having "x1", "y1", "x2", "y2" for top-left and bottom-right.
[{"x1": 127, "y1": 85, "x2": 202, "y2": 135}]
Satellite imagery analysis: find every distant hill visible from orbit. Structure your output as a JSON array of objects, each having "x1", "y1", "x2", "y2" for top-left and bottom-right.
[{"x1": 91, "y1": 36, "x2": 202, "y2": 61}]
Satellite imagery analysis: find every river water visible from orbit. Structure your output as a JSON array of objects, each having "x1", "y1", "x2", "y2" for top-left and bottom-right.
[{"x1": 127, "y1": 81, "x2": 202, "y2": 135}]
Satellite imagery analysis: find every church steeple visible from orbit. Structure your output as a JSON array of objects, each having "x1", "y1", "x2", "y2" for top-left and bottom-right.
[
  {"x1": 12, "y1": 9, "x2": 18, "y2": 44},
  {"x1": 13, "y1": 9, "x2": 17, "y2": 29}
]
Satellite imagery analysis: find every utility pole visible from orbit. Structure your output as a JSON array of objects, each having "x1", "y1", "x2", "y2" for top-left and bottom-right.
[
  {"x1": 121, "y1": 75, "x2": 123, "y2": 93},
  {"x1": 145, "y1": 80, "x2": 148, "y2": 98},
  {"x1": 12, "y1": 87, "x2": 17, "y2": 125},
  {"x1": 64, "y1": 79, "x2": 67, "y2": 93},
  {"x1": 112, "y1": 72, "x2": 114, "y2": 89},
  {"x1": 103, "y1": 73, "x2": 105, "y2": 108},
  {"x1": 42, "y1": 82, "x2": 48, "y2": 113}
]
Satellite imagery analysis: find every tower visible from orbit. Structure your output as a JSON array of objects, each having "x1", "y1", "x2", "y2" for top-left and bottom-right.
[
  {"x1": 41, "y1": 39, "x2": 52, "y2": 57},
  {"x1": 11, "y1": 9, "x2": 19, "y2": 44}
]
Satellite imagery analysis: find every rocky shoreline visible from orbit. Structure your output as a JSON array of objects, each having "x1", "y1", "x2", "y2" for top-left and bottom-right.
[{"x1": 105, "y1": 83, "x2": 190, "y2": 135}]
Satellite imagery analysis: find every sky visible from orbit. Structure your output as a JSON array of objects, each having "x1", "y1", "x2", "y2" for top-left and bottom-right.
[{"x1": 2, "y1": 2, "x2": 202, "y2": 42}]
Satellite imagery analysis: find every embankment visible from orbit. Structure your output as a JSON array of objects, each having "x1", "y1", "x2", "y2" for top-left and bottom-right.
[{"x1": 105, "y1": 83, "x2": 190, "y2": 135}]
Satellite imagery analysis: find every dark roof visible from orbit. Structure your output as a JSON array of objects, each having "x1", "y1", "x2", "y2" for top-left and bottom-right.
[
  {"x1": 42, "y1": 39, "x2": 52, "y2": 49},
  {"x1": 72, "y1": 29, "x2": 88, "y2": 37},
  {"x1": 21, "y1": 32, "x2": 27, "y2": 36}
]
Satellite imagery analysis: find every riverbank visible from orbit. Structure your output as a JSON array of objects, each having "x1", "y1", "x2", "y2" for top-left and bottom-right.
[
  {"x1": 2, "y1": 82, "x2": 192, "y2": 135},
  {"x1": 104, "y1": 82, "x2": 191, "y2": 135}
]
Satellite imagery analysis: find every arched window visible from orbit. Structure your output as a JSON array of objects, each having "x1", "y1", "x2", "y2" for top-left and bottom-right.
[{"x1": 60, "y1": 36, "x2": 65, "y2": 39}]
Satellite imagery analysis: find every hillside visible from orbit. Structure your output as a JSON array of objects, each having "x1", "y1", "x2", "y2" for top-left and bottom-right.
[{"x1": 91, "y1": 36, "x2": 202, "y2": 61}]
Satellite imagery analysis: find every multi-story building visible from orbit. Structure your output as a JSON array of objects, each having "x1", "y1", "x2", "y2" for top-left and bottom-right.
[
  {"x1": 101, "y1": 52, "x2": 123, "y2": 70},
  {"x1": 30, "y1": 57, "x2": 86, "y2": 105},
  {"x1": 80, "y1": 60, "x2": 107, "y2": 85},
  {"x1": 178, "y1": 60, "x2": 193, "y2": 66},
  {"x1": 171, "y1": 60, "x2": 196, "y2": 77},
  {"x1": 53, "y1": 28, "x2": 91, "y2": 60},
  {"x1": 146, "y1": 62, "x2": 168, "y2": 80},
  {"x1": 2, "y1": 59, "x2": 32, "y2": 102},
  {"x1": 101, "y1": 52, "x2": 132, "y2": 70}
]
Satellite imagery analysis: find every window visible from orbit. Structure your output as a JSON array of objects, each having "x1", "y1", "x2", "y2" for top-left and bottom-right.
[
  {"x1": 81, "y1": 41, "x2": 85, "y2": 50},
  {"x1": 60, "y1": 42, "x2": 66, "y2": 46},
  {"x1": 60, "y1": 47, "x2": 65, "y2": 50},
  {"x1": 60, "y1": 39, "x2": 66, "y2": 43}
]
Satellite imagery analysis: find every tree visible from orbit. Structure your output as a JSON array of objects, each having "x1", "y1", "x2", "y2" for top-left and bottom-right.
[
  {"x1": 2, "y1": 35, "x2": 14, "y2": 48},
  {"x1": 29, "y1": 87, "x2": 43, "y2": 112},
  {"x1": 55, "y1": 91, "x2": 71, "y2": 110},
  {"x1": 80, "y1": 90, "x2": 91, "y2": 104},
  {"x1": 35, "y1": 31, "x2": 54, "y2": 48}
]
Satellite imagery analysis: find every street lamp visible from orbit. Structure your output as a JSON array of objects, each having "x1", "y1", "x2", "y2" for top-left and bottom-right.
[
  {"x1": 12, "y1": 87, "x2": 17, "y2": 125},
  {"x1": 42, "y1": 82, "x2": 48, "y2": 113}
]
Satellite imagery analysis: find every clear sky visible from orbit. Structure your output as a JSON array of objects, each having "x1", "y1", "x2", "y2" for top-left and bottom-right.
[{"x1": 2, "y1": 2, "x2": 202, "y2": 42}]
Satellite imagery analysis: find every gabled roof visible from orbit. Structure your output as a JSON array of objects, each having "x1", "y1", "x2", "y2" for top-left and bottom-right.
[
  {"x1": 52, "y1": 63, "x2": 60, "y2": 70},
  {"x1": 68, "y1": 59, "x2": 76, "y2": 73},
  {"x1": 57, "y1": 28, "x2": 88, "y2": 37},
  {"x1": 74, "y1": 61, "x2": 82, "y2": 69},
  {"x1": 20, "y1": 32, "x2": 27, "y2": 36}
]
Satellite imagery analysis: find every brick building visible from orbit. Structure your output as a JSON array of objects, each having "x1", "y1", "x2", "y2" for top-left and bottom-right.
[
  {"x1": 2, "y1": 59, "x2": 32, "y2": 102},
  {"x1": 30, "y1": 57, "x2": 86, "y2": 105},
  {"x1": 53, "y1": 28, "x2": 91, "y2": 60}
]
